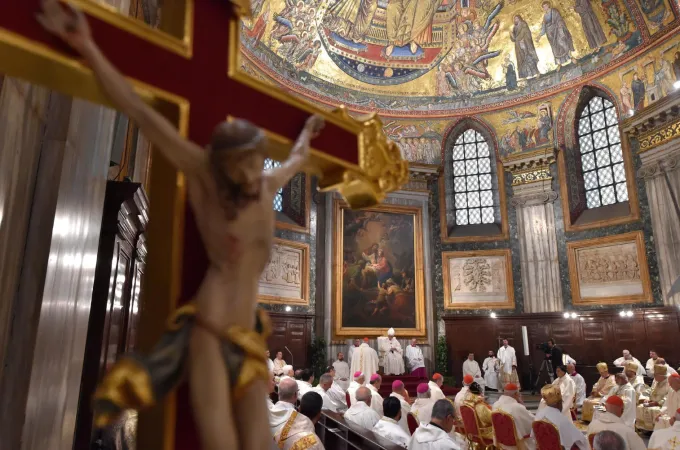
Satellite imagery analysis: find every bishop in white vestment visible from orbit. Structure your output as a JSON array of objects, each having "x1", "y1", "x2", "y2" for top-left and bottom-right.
[
  {"x1": 349, "y1": 338, "x2": 379, "y2": 382},
  {"x1": 383, "y1": 328, "x2": 405, "y2": 375},
  {"x1": 498, "y1": 340, "x2": 519, "y2": 388},
  {"x1": 653, "y1": 374, "x2": 680, "y2": 430},
  {"x1": 411, "y1": 383, "x2": 437, "y2": 425},
  {"x1": 391, "y1": 380, "x2": 412, "y2": 433},
  {"x1": 534, "y1": 385, "x2": 588, "y2": 450},
  {"x1": 482, "y1": 351, "x2": 499, "y2": 391},
  {"x1": 637, "y1": 365, "x2": 671, "y2": 431},
  {"x1": 333, "y1": 352, "x2": 351, "y2": 391},
  {"x1": 368, "y1": 374, "x2": 385, "y2": 417},
  {"x1": 586, "y1": 396, "x2": 646, "y2": 450},
  {"x1": 428, "y1": 374, "x2": 446, "y2": 402},
  {"x1": 613, "y1": 350, "x2": 645, "y2": 377},
  {"x1": 599, "y1": 373, "x2": 636, "y2": 427},
  {"x1": 406, "y1": 338, "x2": 427, "y2": 378},
  {"x1": 492, "y1": 383, "x2": 536, "y2": 450},
  {"x1": 453, "y1": 375, "x2": 473, "y2": 420},
  {"x1": 348, "y1": 372, "x2": 365, "y2": 406},
  {"x1": 538, "y1": 366, "x2": 575, "y2": 420},
  {"x1": 344, "y1": 387, "x2": 381, "y2": 429},
  {"x1": 463, "y1": 353, "x2": 485, "y2": 394},
  {"x1": 648, "y1": 410, "x2": 680, "y2": 450}
]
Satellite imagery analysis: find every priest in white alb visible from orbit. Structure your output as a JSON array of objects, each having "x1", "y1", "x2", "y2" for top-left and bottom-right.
[
  {"x1": 492, "y1": 383, "x2": 536, "y2": 450},
  {"x1": 333, "y1": 352, "x2": 351, "y2": 391},
  {"x1": 373, "y1": 396, "x2": 411, "y2": 448},
  {"x1": 383, "y1": 328, "x2": 405, "y2": 375},
  {"x1": 406, "y1": 338, "x2": 426, "y2": 378},
  {"x1": 483, "y1": 350, "x2": 500, "y2": 391},
  {"x1": 270, "y1": 378, "x2": 300, "y2": 435},
  {"x1": 498, "y1": 339, "x2": 519, "y2": 389},
  {"x1": 463, "y1": 352, "x2": 486, "y2": 394},
  {"x1": 349, "y1": 337, "x2": 379, "y2": 382},
  {"x1": 538, "y1": 365, "x2": 575, "y2": 420}
]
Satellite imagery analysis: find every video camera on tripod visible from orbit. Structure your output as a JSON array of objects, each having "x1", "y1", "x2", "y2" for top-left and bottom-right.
[{"x1": 531, "y1": 342, "x2": 555, "y2": 394}]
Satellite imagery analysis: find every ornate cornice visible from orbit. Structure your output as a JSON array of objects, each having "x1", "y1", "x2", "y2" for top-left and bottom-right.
[
  {"x1": 637, "y1": 118, "x2": 680, "y2": 153},
  {"x1": 622, "y1": 88, "x2": 680, "y2": 154},
  {"x1": 503, "y1": 149, "x2": 556, "y2": 187},
  {"x1": 510, "y1": 190, "x2": 559, "y2": 207}
]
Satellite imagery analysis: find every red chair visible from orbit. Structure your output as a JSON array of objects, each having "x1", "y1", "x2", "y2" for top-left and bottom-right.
[
  {"x1": 446, "y1": 399, "x2": 466, "y2": 436},
  {"x1": 532, "y1": 419, "x2": 563, "y2": 450},
  {"x1": 588, "y1": 433, "x2": 597, "y2": 449},
  {"x1": 345, "y1": 392, "x2": 351, "y2": 408},
  {"x1": 492, "y1": 410, "x2": 530, "y2": 448},
  {"x1": 460, "y1": 404, "x2": 494, "y2": 450},
  {"x1": 407, "y1": 412, "x2": 419, "y2": 435}
]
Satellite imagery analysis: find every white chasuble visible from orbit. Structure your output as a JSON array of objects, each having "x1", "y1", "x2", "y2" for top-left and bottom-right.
[
  {"x1": 349, "y1": 343, "x2": 379, "y2": 382},
  {"x1": 492, "y1": 395, "x2": 536, "y2": 450},
  {"x1": 649, "y1": 422, "x2": 680, "y2": 450},
  {"x1": 385, "y1": 337, "x2": 405, "y2": 375}
]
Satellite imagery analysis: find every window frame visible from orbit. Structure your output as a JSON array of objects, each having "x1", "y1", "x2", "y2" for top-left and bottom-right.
[
  {"x1": 557, "y1": 86, "x2": 640, "y2": 232},
  {"x1": 440, "y1": 120, "x2": 509, "y2": 243}
]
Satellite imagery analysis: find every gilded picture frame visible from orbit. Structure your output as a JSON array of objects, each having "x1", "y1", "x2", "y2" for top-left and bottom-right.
[
  {"x1": 567, "y1": 231, "x2": 653, "y2": 305},
  {"x1": 332, "y1": 198, "x2": 426, "y2": 338},
  {"x1": 442, "y1": 249, "x2": 515, "y2": 310},
  {"x1": 258, "y1": 238, "x2": 310, "y2": 306}
]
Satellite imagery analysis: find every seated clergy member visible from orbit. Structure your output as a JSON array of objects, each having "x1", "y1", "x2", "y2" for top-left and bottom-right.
[
  {"x1": 270, "y1": 378, "x2": 299, "y2": 436},
  {"x1": 600, "y1": 373, "x2": 636, "y2": 427},
  {"x1": 582, "y1": 362, "x2": 616, "y2": 422},
  {"x1": 463, "y1": 353, "x2": 485, "y2": 395},
  {"x1": 657, "y1": 358, "x2": 679, "y2": 377},
  {"x1": 637, "y1": 364, "x2": 671, "y2": 431},
  {"x1": 348, "y1": 371, "x2": 365, "y2": 406},
  {"x1": 534, "y1": 385, "x2": 588, "y2": 450},
  {"x1": 624, "y1": 361, "x2": 648, "y2": 400},
  {"x1": 373, "y1": 396, "x2": 411, "y2": 448},
  {"x1": 384, "y1": 328, "x2": 406, "y2": 375},
  {"x1": 408, "y1": 399, "x2": 460, "y2": 450},
  {"x1": 266, "y1": 350, "x2": 274, "y2": 374},
  {"x1": 297, "y1": 368, "x2": 315, "y2": 398},
  {"x1": 454, "y1": 374, "x2": 474, "y2": 419},
  {"x1": 406, "y1": 338, "x2": 427, "y2": 378},
  {"x1": 614, "y1": 349, "x2": 645, "y2": 376},
  {"x1": 312, "y1": 373, "x2": 343, "y2": 412},
  {"x1": 324, "y1": 366, "x2": 348, "y2": 408},
  {"x1": 428, "y1": 373, "x2": 446, "y2": 402},
  {"x1": 492, "y1": 383, "x2": 536, "y2": 450},
  {"x1": 279, "y1": 365, "x2": 295, "y2": 383},
  {"x1": 411, "y1": 383, "x2": 437, "y2": 425},
  {"x1": 649, "y1": 408, "x2": 680, "y2": 450},
  {"x1": 463, "y1": 382, "x2": 493, "y2": 441},
  {"x1": 538, "y1": 365, "x2": 575, "y2": 420},
  {"x1": 654, "y1": 373, "x2": 680, "y2": 430},
  {"x1": 647, "y1": 350, "x2": 660, "y2": 378},
  {"x1": 267, "y1": 371, "x2": 276, "y2": 410},
  {"x1": 587, "y1": 396, "x2": 646, "y2": 450},
  {"x1": 273, "y1": 351, "x2": 287, "y2": 376},
  {"x1": 592, "y1": 431, "x2": 626, "y2": 450},
  {"x1": 344, "y1": 386, "x2": 381, "y2": 429},
  {"x1": 274, "y1": 391, "x2": 325, "y2": 450},
  {"x1": 368, "y1": 374, "x2": 385, "y2": 417},
  {"x1": 567, "y1": 363, "x2": 586, "y2": 409},
  {"x1": 391, "y1": 380, "x2": 412, "y2": 433},
  {"x1": 333, "y1": 352, "x2": 351, "y2": 391}
]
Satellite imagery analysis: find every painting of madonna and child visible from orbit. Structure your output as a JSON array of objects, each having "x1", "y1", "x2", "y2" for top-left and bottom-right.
[{"x1": 334, "y1": 201, "x2": 426, "y2": 337}]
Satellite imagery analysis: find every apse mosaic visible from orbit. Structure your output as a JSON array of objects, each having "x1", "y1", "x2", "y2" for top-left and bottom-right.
[{"x1": 241, "y1": 0, "x2": 678, "y2": 116}]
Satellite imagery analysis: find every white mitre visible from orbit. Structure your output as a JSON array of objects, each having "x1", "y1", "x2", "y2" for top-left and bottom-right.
[{"x1": 387, "y1": 328, "x2": 395, "y2": 336}]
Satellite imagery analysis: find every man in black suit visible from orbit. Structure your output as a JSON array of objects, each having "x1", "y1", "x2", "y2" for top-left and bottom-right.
[{"x1": 546, "y1": 339, "x2": 563, "y2": 377}]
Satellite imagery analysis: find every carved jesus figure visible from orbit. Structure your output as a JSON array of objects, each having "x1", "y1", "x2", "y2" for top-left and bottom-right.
[{"x1": 37, "y1": 2, "x2": 324, "y2": 450}]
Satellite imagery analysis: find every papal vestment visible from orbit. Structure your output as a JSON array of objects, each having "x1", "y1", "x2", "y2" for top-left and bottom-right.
[
  {"x1": 498, "y1": 345, "x2": 519, "y2": 387},
  {"x1": 384, "y1": 338, "x2": 405, "y2": 375},
  {"x1": 273, "y1": 410, "x2": 325, "y2": 450},
  {"x1": 533, "y1": 407, "x2": 588, "y2": 450},
  {"x1": 333, "y1": 360, "x2": 351, "y2": 391},
  {"x1": 428, "y1": 381, "x2": 446, "y2": 402},
  {"x1": 636, "y1": 379, "x2": 670, "y2": 430},
  {"x1": 538, "y1": 375, "x2": 575, "y2": 419},
  {"x1": 653, "y1": 387, "x2": 680, "y2": 430},
  {"x1": 408, "y1": 423, "x2": 461, "y2": 450},
  {"x1": 373, "y1": 417, "x2": 411, "y2": 448},
  {"x1": 587, "y1": 412, "x2": 646, "y2": 450},
  {"x1": 649, "y1": 421, "x2": 680, "y2": 450},
  {"x1": 463, "y1": 359, "x2": 485, "y2": 392},
  {"x1": 582, "y1": 375, "x2": 616, "y2": 422},
  {"x1": 344, "y1": 401, "x2": 381, "y2": 429},
  {"x1": 391, "y1": 392, "x2": 412, "y2": 433},
  {"x1": 349, "y1": 343, "x2": 379, "y2": 382},
  {"x1": 483, "y1": 357, "x2": 499, "y2": 390},
  {"x1": 492, "y1": 395, "x2": 536, "y2": 450},
  {"x1": 368, "y1": 384, "x2": 385, "y2": 417},
  {"x1": 406, "y1": 344, "x2": 426, "y2": 377},
  {"x1": 411, "y1": 398, "x2": 437, "y2": 425}
]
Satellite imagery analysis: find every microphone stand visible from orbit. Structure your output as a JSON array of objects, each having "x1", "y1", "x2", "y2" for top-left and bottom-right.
[{"x1": 285, "y1": 346, "x2": 294, "y2": 368}]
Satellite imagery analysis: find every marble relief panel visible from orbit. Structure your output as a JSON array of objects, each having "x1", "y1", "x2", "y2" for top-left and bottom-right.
[{"x1": 258, "y1": 238, "x2": 309, "y2": 305}]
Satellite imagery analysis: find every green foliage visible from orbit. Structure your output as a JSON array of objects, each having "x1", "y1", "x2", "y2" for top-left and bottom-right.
[
  {"x1": 309, "y1": 336, "x2": 328, "y2": 380},
  {"x1": 435, "y1": 335, "x2": 448, "y2": 376}
]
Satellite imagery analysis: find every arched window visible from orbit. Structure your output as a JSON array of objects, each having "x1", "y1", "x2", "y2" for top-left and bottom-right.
[
  {"x1": 577, "y1": 96, "x2": 628, "y2": 209},
  {"x1": 264, "y1": 158, "x2": 283, "y2": 212},
  {"x1": 452, "y1": 128, "x2": 495, "y2": 225}
]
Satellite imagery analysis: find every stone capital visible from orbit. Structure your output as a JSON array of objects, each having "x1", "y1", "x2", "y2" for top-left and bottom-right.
[{"x1": 503, "y1": 148, "x2": 556, "y2": 188}]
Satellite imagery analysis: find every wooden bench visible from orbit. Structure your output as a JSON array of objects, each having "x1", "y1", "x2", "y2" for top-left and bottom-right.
[{"x1": 316, "y1": 410, "x2": 406, "y2": 450}]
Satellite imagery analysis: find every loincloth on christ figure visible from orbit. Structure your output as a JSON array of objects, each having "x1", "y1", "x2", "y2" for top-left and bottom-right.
[{"x1": 92, "y1": 304, "x2": 271, "y2": 428}]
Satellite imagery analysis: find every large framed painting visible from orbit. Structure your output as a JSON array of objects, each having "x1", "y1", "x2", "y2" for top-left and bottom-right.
[
  {"x1": 442, "y1": 249, "x2": 515, "y2": 310},
  {"x1": 258, "y1": 238, "x2": 309, "y2": 306},
  {"x1": 567, "y1": 231, "x2": 652, "y2": 305},
  {"x1": 333, "y1": 199, "x2": 426, "y2": 337}
]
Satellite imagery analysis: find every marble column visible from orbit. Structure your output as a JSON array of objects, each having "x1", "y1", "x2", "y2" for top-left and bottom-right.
[
  {"x1": 637, "y1": 143, "x2": 680, "y2": 305},
  {"x1": 507, "y1": 157, "x2": 563, "y2": 313}
]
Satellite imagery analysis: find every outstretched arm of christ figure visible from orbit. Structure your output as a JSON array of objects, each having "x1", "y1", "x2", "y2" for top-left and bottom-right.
[
  {"x1": 38, "y1": 0, "x2": 206, "y2": 175},
  {"x1": 266, "y1": 115, "x2": 324, "y2": 192}
]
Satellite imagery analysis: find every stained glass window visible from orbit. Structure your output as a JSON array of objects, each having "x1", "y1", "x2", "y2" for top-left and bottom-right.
[
  {"x1": 452, "y1": 129, "x2": 495, "y2": 225},
  {"x1": 578, "y1": 96, "x2": 628, "y2": 209},
  {"x1": 264, "y1": 158, "x2": 283, "y2": 212}
]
